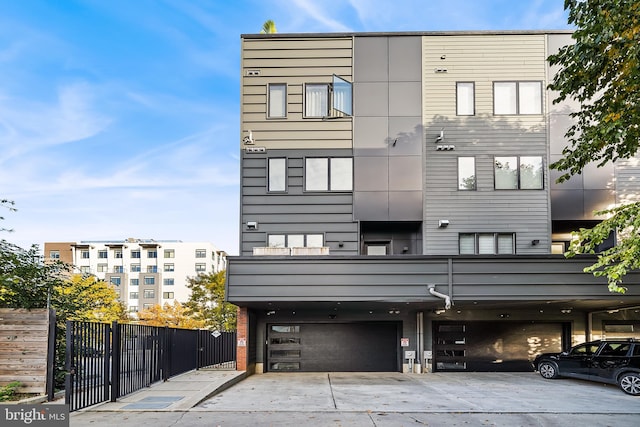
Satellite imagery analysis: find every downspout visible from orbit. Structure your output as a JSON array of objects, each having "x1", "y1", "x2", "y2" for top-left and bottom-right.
[{"x1": 428, "y1": 284, "x2": 452, "y2": 310}]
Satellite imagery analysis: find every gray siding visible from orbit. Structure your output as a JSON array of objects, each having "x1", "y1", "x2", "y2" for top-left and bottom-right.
[
  {"x1": 422, "y1": 35, "x2": 550, "y2": 255},
  {"x1": 241, "y1": 149, "x2": 357, "y2": 256},
  {"x1": 227, "y1": 255, "x2": 640, "y2": 303}
]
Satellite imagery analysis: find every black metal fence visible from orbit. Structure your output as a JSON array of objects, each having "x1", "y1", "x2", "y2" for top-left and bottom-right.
[{"x1": 65, "y1": 321, "x2": 236, "y2": 412}]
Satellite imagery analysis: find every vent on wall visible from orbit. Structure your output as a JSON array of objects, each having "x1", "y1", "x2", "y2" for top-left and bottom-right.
[{"x1": 246, "y1": 69, "x2": 261, "y2": 76}]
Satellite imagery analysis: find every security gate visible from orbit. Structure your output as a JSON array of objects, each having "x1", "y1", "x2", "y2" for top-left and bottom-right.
[{"x1": 65, "y1": 321, "x2": 236, "y2": 412}]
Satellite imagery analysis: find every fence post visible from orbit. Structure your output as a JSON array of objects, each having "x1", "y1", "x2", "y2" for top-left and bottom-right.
[
  {"x1": 162, "y1": 326, "x2": 169, "y2": 381},
  {"x1": 110, "y1": 321, "x2": 120, "y2": 402},
  {"x1": 46, "y1": 309, "x2": 57, "y2": 401},
  {"x1": 64, "y1": 321, "x2": 73, "y2": 407}
]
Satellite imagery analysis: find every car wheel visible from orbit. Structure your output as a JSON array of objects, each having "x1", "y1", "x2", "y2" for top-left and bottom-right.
[
  {"x1": 538, "y1": 361, "x2": 558, "y2": 379},
  {"x1": 619, "y1": 373, "x2": 640, "y2": 396}
]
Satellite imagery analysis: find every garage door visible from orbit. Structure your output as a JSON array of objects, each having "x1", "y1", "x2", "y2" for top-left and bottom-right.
[
  {"x1": 267, "y1": 322, "x2": 399, "y2": 372},
  {"x1": 433, "y1": 321, "x2": 569, "y2": 372}
]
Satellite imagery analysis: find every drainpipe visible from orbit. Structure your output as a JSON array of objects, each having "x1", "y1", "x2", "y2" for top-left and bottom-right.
[{"x1": 428, "y1": 284, "x2": 452, "y2": 310}]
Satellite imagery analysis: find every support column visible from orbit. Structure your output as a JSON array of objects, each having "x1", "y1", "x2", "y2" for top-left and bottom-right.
[{"x1": 236, "y1": 306, "x2": 248, "y2": 371}]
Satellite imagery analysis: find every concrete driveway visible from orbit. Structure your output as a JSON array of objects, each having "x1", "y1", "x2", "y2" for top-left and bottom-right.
[
  {"x1": 196, "y1": 372, "x2": 639, "y2": 414},
  {"x1": 70, "y1": 372, "x2": 640, "y2": 426}
]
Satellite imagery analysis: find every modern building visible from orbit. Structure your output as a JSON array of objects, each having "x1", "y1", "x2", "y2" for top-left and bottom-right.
[
  {"x1": 227, "y1": 30, "x2": 640, "y2": 375},
  {"x1": 44, "y1": 239, "x2": 227, "y2": 313}
]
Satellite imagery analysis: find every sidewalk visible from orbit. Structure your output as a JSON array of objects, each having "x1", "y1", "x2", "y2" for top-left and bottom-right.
[{"x1": 78, "y1": 368, "x2": 246, "y2": 412}]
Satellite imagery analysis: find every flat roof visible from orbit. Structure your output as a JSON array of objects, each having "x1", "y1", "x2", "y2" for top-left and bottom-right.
[{"x1": 241, "y1": 29, "x2": 573, "y2": 39}]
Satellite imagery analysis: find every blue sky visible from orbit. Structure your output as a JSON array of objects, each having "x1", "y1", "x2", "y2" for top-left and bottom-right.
[{"x1": 0, "y1": 0, "x2": 570, "y2": 255}]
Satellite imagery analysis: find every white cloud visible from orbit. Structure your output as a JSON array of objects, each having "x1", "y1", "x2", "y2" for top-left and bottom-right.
[{"x1": 0, "y1": 82, "x2": 111, "y2": 163}]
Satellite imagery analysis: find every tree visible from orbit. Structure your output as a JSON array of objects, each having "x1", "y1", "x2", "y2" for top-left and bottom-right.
[
  {"x1": 0, "y1": 241, "x2": 66, "y2": 309},
  {"x1": 137, "y1": 300, "x2": 205, "y2": 329},
  {"x1": 549, "y1": 0, "x2": 640, "y2": 293},
  {"x1": 260, "y1": 19, "x2": 277, "y2": 34},
  {"x1": 185, "y1": 271, "x2": 236, "y2": 331},
  {"x1": 53, "y1": 274, "x2": 127, "y2": 322}
]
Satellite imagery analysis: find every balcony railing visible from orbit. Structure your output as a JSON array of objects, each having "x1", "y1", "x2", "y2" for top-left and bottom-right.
[{"x1": 252, "y1": 247, "x2": 330, "y2": 256}]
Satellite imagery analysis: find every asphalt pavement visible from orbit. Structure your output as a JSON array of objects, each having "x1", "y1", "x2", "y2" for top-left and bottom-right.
[{"x1": 70, "y1": 370, "x2": 640, "y2": 427}]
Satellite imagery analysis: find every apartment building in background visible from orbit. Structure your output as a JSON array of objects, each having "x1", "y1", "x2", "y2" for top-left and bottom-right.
[
  {"x1": 227, "y1": 30, "x2": 640, "y2": 375},
  {"x1": 45, "y1": 239, "x2": 227, "y2": 313}
]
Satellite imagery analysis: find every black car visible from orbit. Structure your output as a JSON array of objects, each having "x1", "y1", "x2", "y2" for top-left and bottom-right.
[{"x1": 533, "y1": 339, "x2": 640, "y2": 396}]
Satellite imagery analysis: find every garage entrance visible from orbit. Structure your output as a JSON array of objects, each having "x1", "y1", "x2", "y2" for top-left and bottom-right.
[
  {"x1": 267, "y1": 322, "x2": 400, "y2": 372},
  {"x1": 433, "y1": 321, "x2": 570, "y2": 372}
]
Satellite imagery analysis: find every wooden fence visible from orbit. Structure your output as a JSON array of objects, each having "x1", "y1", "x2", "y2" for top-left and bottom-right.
[{"x1": 0, "y1": 308, "x2": 56, "y2": 395}]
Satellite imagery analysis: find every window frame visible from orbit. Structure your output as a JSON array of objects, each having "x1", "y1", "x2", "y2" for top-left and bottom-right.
[
  {"x1": 494, "y1": 156, "x2": 544, "y2": 190},
  {"x1": 143, "y1": 276, "x2": 155, "y2": 285},
  {"x1": 304, "y1": 157, "x2": 353, "y2": 192},
  {"x1": 143, "y1": 289, "x2": 155, "y2": 299},
  {"x1": 459, "y1": 232, "x2": 515, "y2": 255},
  {"x1": 456, "y1": 82, "x2": 475, "y2": 116},
  {"x1": 164, "y1": 263, "x2": 174, "y2": 272},
  {"x1": 163, "y1": 291, "x2": 175, "y2": 299},
  {"x1": 304, "y1": 83, "x2": 329, "y2": 118},
  {"x1": 267, "y1": 233, "x2": 325, "y2": 248},
  {"x1": 267, "y1": 83, "x2": 287, "y2": 119},
  {"x1": 195, "y1": 263, "x2": 207, "y2": 272},
  {"x1": 268, "y1": 157, "x2": 287, "y2": 192},
  {"x1": 81, "y1": 250, "x2": 90, "y2": 259},
  {"x1": 195, "y1": 249, "x2": 206, "y2": 258},
  {"x1": 163, "y1": 278, "x2": 175, "y2": 286},
  {"x1": 457, "y1": 156, "x2": 476, "y2": 190},
  {"x1": 493, "y1": 81, "x2": 542, "y2": 115},
  {"x1": 164, "y1": 249, "x2": 175, "y2": 258},
  {"x1": 130, "y1": 278, "x2": 139, "y2": 286}
]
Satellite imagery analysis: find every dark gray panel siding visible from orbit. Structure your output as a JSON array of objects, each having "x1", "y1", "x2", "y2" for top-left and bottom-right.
[
  {"x1": 353, "y1": 36, "x2": 423, "y2": 222},
  {"x1": 241, "y1": 149, "x2": 358, "y2": 256},
  {"x1": 227, "y1": 256, "x2": 640, "y2": 303}
]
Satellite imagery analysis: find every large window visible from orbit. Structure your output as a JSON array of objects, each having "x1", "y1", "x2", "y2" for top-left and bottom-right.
[
  {"x1": 304, "y1": 76, "x2": 352, "y2": 118},
  {"x1": 494, "y1": 81, "x2": 542, "y2": 115},
  {"x1": 268, "y1": 234, "x2": 324, "y2": 248},
  {"x1": 268, "y1": 158, "x2": 287, "y2": 192},
  {"x1": 268, "y1": 83, "x2": 287, "y2": 118},
  {"x1": 458, "y1": 157, "x2": 476, "y2": 190},
  {"x1": 494, "y1": 156, "x2": 543, "y2": 190},
  {"x1": 459, "y1": 233, "x2": 515, "y2": 255},
  {"x1": 456, "y1": 82, "x2": 475, "y2": 116},
  {"x1": 305, "y1": 157, "x2": 352, "y2": 191},
  {"x1": 305, "y1": 83, "x2": 328, "y2": 117}
]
